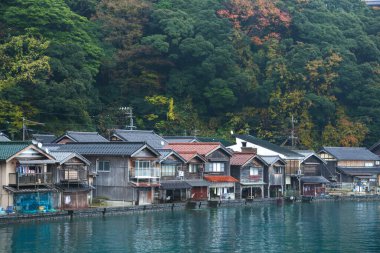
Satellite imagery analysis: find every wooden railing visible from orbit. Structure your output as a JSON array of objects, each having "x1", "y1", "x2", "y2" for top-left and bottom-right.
[
  {"x1": 9, "y1": 173, "x2": 52, "y2": 186},
  {"x1": 59, "y1": 169, "x2": 87, "y2": 182}
]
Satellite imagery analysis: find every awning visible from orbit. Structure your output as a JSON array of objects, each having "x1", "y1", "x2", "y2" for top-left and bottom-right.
[
  {"x1": 240, "y1": 182, "x2": 266, "y2": 186},
  {"x1": 55, "y1": 184, "x2": 94, "y2": 192},
  {"x1": 301, "y1": 176, "x2": 330, "y2": 184},
  {"x1": 130, "y1": 182, "x2": 160, "y2": 188},
  {"x1": 3, "y1": 185, "x2": 58, "y2": 193},
  {"x1": 19, "y1": 160, "x2": 56, "y2": 165},
  {"x1": 160, "y1": 181, "x2": 191, "y2": 190},
  {"x1": 337, "y1": 167, "x2": 380, "y2": 176},
  {"x1": 204, "y1": 175, "x2": 239, "y2": 183},
  {"x1": 185, "y1": 180, "x2": 211, "y2": 187}
]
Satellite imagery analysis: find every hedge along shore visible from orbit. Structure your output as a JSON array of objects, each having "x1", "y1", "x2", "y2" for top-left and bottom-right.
[{"x1": 1, "y1": 196, "x2": 380, "y2": 224}]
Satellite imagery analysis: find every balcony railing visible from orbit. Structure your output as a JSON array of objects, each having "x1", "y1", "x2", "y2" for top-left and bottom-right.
[
  {"x1": 59, "y1": 168, "x2": 87, "y2": 182},
  {"x1": 9, "y1": 173, "x2": 53, "y2": 186},
  {"x1": 130, "y1": 168, "x2": 160, "y2": 179},
  {"x1": 241, "y1": 175, "x2": 264, "y2": 183},
  {"x1": 270, "y1": 174, "x2": 283, "y2": 185}
]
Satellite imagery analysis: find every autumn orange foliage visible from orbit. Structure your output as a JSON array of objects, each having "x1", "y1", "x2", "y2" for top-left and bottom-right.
[{"x1": 217, "y1": 0, "x2": 291, "y2": 45}]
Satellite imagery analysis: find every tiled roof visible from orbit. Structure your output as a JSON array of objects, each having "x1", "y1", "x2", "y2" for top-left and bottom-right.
[
  {"x1": 185, "y1": 180, "x2": 211, "y2": 187},
  {"x1": 56, "y1": 131, "x2": 108, "y2": 143},
  {"x1": 321, "y1": 147, "x2": 379, "y2": 161},
  {"x1": 112, "y1": 129, "x2": 167, "y2": 149},
  {"x1": 32, "y1": 134, "x2": 56, "y2": 143},
  {"x1": 174, "y1": 151, "x2": 206, "y2": 163},
  {"x1": 0, "y1": 132, "x2": 10, "y2": 142},
  {"x1": 260, "y1": 156, "x2": 286, "y2": 165},
  {"x1": 0, "y1": 142, "x2": 31, "y2": 160},
  {"x1": 156, "y1": 149, "x2": 186, "y2": 163},
  {"x1": 3, "y1": 185, "x2": 58, "y2": 193},
  {"x1": 301, "y1": 176, "x2": 330, "y2": 184},
  {"x1": 167, "y1": 142, "x2": 232, "y2": 157},
  {"x1": 230, "y1": 153, "x2": 256, "y2": 166},
  {"x1": 160, "y1": 181, "x2": 191, "y2": 189},
  {"x1": 337, "y1": 167, "x2": 380, "y2": 175},
  {"x1": 56, "y1": 142, "x2": 156, "y2": 156},
  {"x1": 204, "y1": 175, "x2": 239, "y2": 183},
  {"x1": 164, "y1": 136, "x2": 199, "y2": 143},
  {"x1": 50, "y1": 151, "x2": 90, "y2": 165},
  {"x1": 197, "y1": 137, "x2": 233, "y2": 147},
  {"x1": 234, "y1": 135, "x2": 303, "y2": 158}
]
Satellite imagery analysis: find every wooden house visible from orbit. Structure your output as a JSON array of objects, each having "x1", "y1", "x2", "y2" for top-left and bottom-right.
[
  {"x1": 111, "y1": 129, "x2": 168, "y2": 149},
  {"x1": 56, "y1": 142, "x2": 161, "y2": 205},
  {"x1": 228, "y1": 135, "x2": 304, "y2": 193},
  {"x1": 230, "y1": 152, "x2": 269, "y2": 199},
  {"x1": 50, "y1": 151, "x2": 93, "y2": 210},
  {"x1": 261, "y1": 156, "x2": 286, "y2": 197},
  {"x1": 318, "y1": 147, "x2": 380, "y2": 193},
  {"x1": 167, "y1": 143, "x2": 236, "y2": 200},
  {"x1": 0, "y1": 142, "x2": 58, "y2": 213}
]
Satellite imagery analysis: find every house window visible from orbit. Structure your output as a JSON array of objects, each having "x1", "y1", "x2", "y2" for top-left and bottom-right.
[
  {"x1": 242, "y1": 142, "x2": 247, "y2": 147},
  {"x1": 274, "y1": 166, "x2": 283, "y2": 174},
  {"x1": 250, "y1": 167, "x2": 259, "y2": 176},
  {"x1": 205, "y1": 163, "x2": 225, "y2": 172},
  {"x1": 189, "y1": 164, "x2": 201, "y2": 173},
  {"x1": 98, "y1": 161, "x2": 110, "y2": 172},
  {"x1": 365, "y1": 162, "x2": 374, "y2": 167},
  {"x1": 376, "y1": 161, "x2": 380, "y2": 166},
  {"x1": 135, "y1": 160, "x2": 151, "y2": 169},
  {"x1": 161, "y1": 164, "x2": 176, "y2": 176}
]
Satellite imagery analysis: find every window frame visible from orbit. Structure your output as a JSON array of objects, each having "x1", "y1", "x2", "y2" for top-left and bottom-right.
[{"x1": 97, "y1": 160, "x2": 110, "y2": 172}]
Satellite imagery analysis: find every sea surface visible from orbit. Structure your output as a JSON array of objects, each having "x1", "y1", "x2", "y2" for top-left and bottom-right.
[{"x1": 1, "y1": 201, "x2": 380, "y2": 252}]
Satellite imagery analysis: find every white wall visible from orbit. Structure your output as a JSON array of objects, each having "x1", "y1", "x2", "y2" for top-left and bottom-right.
[{"x1": 228, "y1": 138, "x2": 286, "y2": 158}]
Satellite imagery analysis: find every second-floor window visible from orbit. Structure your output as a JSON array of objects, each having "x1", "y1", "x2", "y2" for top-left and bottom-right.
[
  {"x1": 135, "y1": 160, "x2": 150, "y2": 170},
  {"x1": 273, "y1": 166, "x2": 283, "y2": 174},
  {"x1": 189, "y1": 164, "x2": 201, "y2": 173},
  {"x1": 98, "y1": 161, "x2": 110, "y2": 172},
  {"x1": 205, "y1": 162, "x2": 225, "y2": 172},
  {"x1": 250, "y1": 167, "x2": 259, "y2": 176},
  {"x1": 161, "y1": 164, "x2": 176, "y2": 176}
]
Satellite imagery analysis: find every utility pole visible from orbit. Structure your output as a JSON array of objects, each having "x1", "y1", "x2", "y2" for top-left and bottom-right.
[
  {"x1": 281, "y1": 115, "x2": 298, "y2": 148},
  {"x1": 290, "y1": 115, "x2": 296, "y2": 148},
  {"x1": 22, "y1": 117, "x2": 45, "y2": 141},
  {"x1": 22, "y1": 117, "x2": 25, "y2": 141},
  {"x1": 120, "y1": 107, "x2": 136, "y2": 130}
]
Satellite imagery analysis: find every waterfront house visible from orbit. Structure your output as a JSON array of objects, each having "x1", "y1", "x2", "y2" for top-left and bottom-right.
[
  {"x1": 0, "y1": 142, "x2": 58, "y2": 213},
  {"x1": 228, "y1": 135, "x2": 304, "y2": 192},
  {"x1": 54, "y1": 131, "x2": 109, "y2": 144},
  {"x1": 157, "y1": 149, "x2": 190, "y2": 202},
  {"x1": 318, "y1": 147, "x2": 380, "y2": 193},
  {"x1": 295, "y1": 150, "x2": 330, "y2": 196},
  {"x1": 50, "y1": 151, "x2": 93, "y2": 210},
  {"x1": 0, "y1": 133, "x2": 10, "y2": 142},
  {"x1": 230, "y1": 152, "x2": 268, "y2": 199},
  {"x1": 167, "y1": 142, "x2": 236, "y2": 200},
  {"x1": 260, "y1": 156, "x2": 286, "y2": 197},
  {"x1": 111, "y1": 129, "x2": 168, "y2": 149},
  {"x1": 57, "y1": 142, "x2": 161, "y2": 205}
]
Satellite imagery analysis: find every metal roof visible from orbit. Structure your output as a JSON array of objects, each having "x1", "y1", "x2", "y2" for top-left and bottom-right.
[
  {"x1": 235, "y1": 135, "x2": 303, "y2": 158},
  {"x1": 0, "y1": 132, "x2": 10, "y2": 142},
  {"x1": 164, "y1": 136, "x2": 199, "y2": 143},
  {"x1": 0, "y1": 142, "x2": 31, "y2": 160},
  {"x1": 185, "y1": 180, "x2": 211, "y2": 187},
  {"x1": 3, "y1": 185, "x2": 58, "y2": 193},
  {"x1": 56, "y1": 142, "x2": 157, "y2": 156},
  {"x1": 301, "y1": 176, "x2": 330, "y2": 184},
  {"x1": 337, "y1": 167, "x2": 380, "y2": 176},
  {"x1": 112, "y1": 129, "x2": 168, "y2": 149},
  {"x1": 50, "y1": 151, "x2": 91, "y2": 165},
  {"x1": 160, "y1": 181, "x2": 191, "y2": 190},
  {"x1": 157, "y1": 149, "x2": 186, "y2": 163},
  {"x1": 260, "y1": 156, "x2": 286, "y2": 165},
  {"x1": 55, "y1": 131, "x2": 109, "y2": 143},
  {"x1": 321, "y1": 147, "x2": 380, "y2": 161}
]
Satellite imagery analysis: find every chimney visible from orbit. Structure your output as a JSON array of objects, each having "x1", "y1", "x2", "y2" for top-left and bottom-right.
[{"x1": 241, "y1": 147, "x2": 257, "y2": 154}]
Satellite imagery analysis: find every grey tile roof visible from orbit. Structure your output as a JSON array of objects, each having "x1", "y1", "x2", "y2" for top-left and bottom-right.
[
  {"x1": 157, "y1": 149, "x2": 186, "y2": 163},
  {"x1": 322, "y1": 147, "x2": 380, "y2": 161},
  {"x1": 337, "y1": 167, "x2": 380, "y2": 175},
  {"x1": 56, "y1": 131, "x2": 108, "y2": 143},
  {"x1": 32, "y1": 134, "x2": 56, "y2": 143},
  {"x1": 260, "y1": 156, "x2": 286, "y2": 165},
  {"x1": 160, "y1": 181, "x2": 191, "y2": 189},
  {"x1": 301, "y1": 176, "x2": 330, "y2": 184},
  {"x1": 235, "y1": 135, "x2": 303, "y2": 158},
  {"x1": 0, "y1": 142, "x2": 31, "y2": 160},
  {"x1": 112, "y1": 130, "x2": 167, "y2": 149},
  {"x1": 164, "y1": 136, "x2": 199, "y2": 143},
  {"x1": 56, "y1": 142, "x2": 157, "y2": 156},
  {"x1": 185, "y1": 180, "x2": 211, "y2": 187},
  {"x1": 50, "y1": 151, "x2": 91, "y2": 165},
  {"x1": 0, "y1": 132, "x2": 10, "y2": 142}
]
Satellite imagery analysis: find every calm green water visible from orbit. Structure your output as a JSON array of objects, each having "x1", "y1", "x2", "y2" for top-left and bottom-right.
[{"x1": 1, "y1": 202, "x2": 380, "y2": 252}]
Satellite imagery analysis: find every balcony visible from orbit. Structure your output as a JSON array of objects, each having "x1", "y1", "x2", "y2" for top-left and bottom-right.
[
  {"x1": 9, "y1": 173, "x2": 52, "y2": 186},
  {"x1": 130, "y1": 168, "x2": 160, "y2": 179},
  {"x1": 58, "y1": 168, "x2": 88, "y2": 183},
  {"x1": 270, "y1": 174, "x2": 283, "y2": 186}
]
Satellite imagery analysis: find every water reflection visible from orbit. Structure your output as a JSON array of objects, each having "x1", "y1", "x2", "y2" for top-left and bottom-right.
[{"x1": 1, "y1": 202, "x2": 380, "y2": 252}]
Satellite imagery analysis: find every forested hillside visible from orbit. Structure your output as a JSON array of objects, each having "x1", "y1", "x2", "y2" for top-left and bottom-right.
[{"x1": 0, "y1": 0, "x2": 379, "y2": 148}]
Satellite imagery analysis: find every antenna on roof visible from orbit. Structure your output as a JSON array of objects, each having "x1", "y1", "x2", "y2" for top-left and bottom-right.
[{"x1": 120, "y1": 107, "x2": 136, "y2": 130}]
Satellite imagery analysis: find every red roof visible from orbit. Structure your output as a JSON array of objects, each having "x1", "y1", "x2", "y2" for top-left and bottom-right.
[
  {"x1": 204, "y1": 175, "x2": 239, "y2": 183},
  {"x1": 166, "y1": 142, "x2": 221, "y2": 156},
  {"x1": 230, "y1": 153, "x2": 256, "y2": 166},
  {"x1": 176, "y1": 151, "x2": 204, "y2": 162}
]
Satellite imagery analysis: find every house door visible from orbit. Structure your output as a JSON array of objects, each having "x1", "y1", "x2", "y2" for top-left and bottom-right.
[{"x1": 139, "y1": 190, "x2": 152, "y2": 205}]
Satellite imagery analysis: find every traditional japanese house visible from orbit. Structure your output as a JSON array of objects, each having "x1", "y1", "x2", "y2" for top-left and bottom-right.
[
  {"x1": 167, "y1": 143, "x2": 236, "y2": 200},
  {"x1": 228, "y1": 135, "x2": 304, "y2": 192},
  {"x1": 111, "y1": 129, "x2": 168, "y2": 149},
  {"x1": 54, "y1": 131, "x2": 109, "y2": 144},
  {"x1": 261, "y1": 156, "x2": 286, "y2": 197},
  {"x1": 157, "y1": 149, "x2": 190, "y2": 202},
  {"x1": 0, "y1": 142, "x2": 58, "y2": 213},
  {"x1": 57, "y1": 142, "x2": 160, "y2": 205},
  {"x1": 295, "y1": 150, "x2": 330, "y2": 196},
  {"x1": 32, "y1": 134, "x2": 56, "y2": 144},
  {"x1": 318, "y1": 147, "x2": 380, "y2": 193},
  {"x1": 50, "y1": 151, "x2": 93, "y2": 210},
  {"x1": 230, "y1": 152, "x2": 268, "y2": 199}
]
